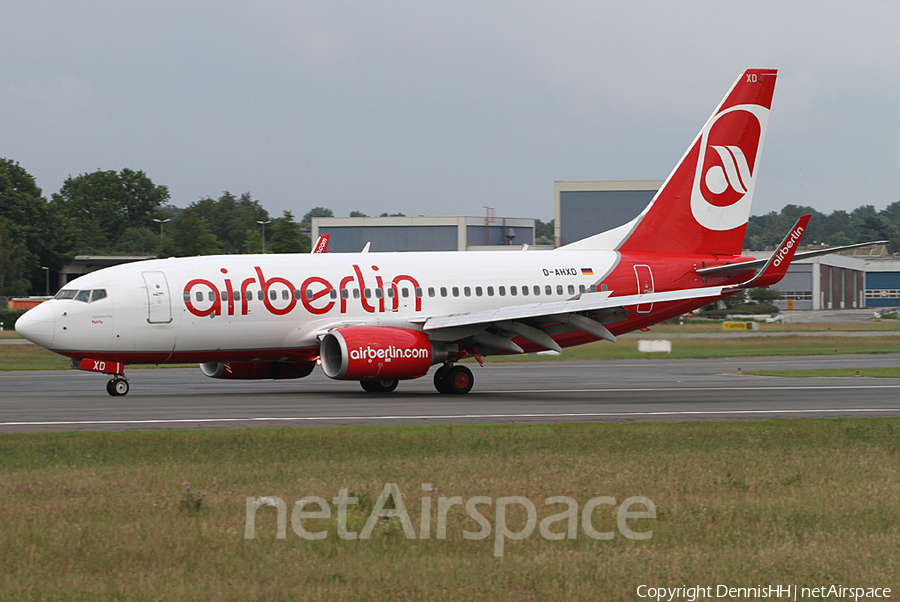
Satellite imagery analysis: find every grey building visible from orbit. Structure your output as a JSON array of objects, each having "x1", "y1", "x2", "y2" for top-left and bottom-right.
[
  {"x1": 311, "y1": 216, "x2": 539, "y2": 253},
  {"x1": 554, "y1": 180, "x2": 663, "y2": 247}
]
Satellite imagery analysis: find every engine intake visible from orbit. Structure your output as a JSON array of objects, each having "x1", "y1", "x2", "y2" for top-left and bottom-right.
[
  {"x1": 320, "y1": 326, "x2": 444, "y2": 380},
  {"x1": 199, "y1": 361, "x2": 315, "y2": 380}
]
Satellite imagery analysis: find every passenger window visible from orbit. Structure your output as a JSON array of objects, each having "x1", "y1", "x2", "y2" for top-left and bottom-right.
[
  {"x1": 330, "y1": 290, "x2": 338, "y2": 299},
  {"x1": 464, "y1": 286, "x2": 471, "y2": 297},
  {"x1": 341, "y1": 289, "x2": 349, "y2": 299},
  {"x1": 590, "y1": 284, "x2": 597, "y2": 293},
  {"x1": 294, "y1": 290, "x2": 301, "y2": 300},
  {"x1": 579, "y1": 284, "x2": 586, "y2": 294},
  {"x1": 402, "y1": 288, "x2": 409, "y2": 298},
  {"x1": 521, "y1": 286, "x2": 529, "y2": 296},
  {"x1": 91, "y1": 289, "x2": 107, "y2": 302},
  {"x1": 221, "y1": 291, "x2": 227, "y2": 301},
  {"x1": 499, "y1": 286, "x2": 506, "y2": 296},
  {"x1": 75, "y1": 290, "x2": 91, "y2": 303},
  {"x1": 487, "y1": 286, "x2": 494, "y2": 296},
  {"x1": 415, "y1": 287, "x2": 423, "y2": 298},
  {"x1": 183, "y1": 292, "x2": 191, "y2": 302},
  {"x1": 428, "y1": 287, "x2": 435, "y2": 297},
  {"x1": 375, "y1": 288, "x2": 383, "y2": 299},
  {"x1": 234, "y1": 291, "x2": 241, "y2": 301},
  {"x1": 209, "y1": 292, "x2": 217, "y2": 302},
  {"x1": 548, "y1": 285, "x2": 554, "y2": 296},
  {"x1": 601, "y1": 284, "x2": 608, "y2": 291},
  {"x1": 353, "y1": 289, "x2": 360, "y2": 299},
  {"x1": 510, "y1": 286, "x2": 517, "y2": 296},
  {"x1": 452, "y1": 287, "x2": 459, "y2": 297},
  {"x1": 387, "y1": 288, "x2": 395, "y2": 298},
  {"x1": 282, "y1": 290, "x2": 289, "y2": 300},
  {"x1": 269, "y1": 290, "x2": 277, "y2": 301},
  {"x1": 475, "y1": 286, "x2": 482, "y2": 296},
  {"x1": 306, "y1": 289, "x2": 313, "y2": 300},
  {"x1": 196, "y1": 292, "x2": 203, "y2": 302},
  {"x1": 567, "y1": 285, "x2": 575, "y2": 295},
  {"x1": 440, "y1": 287, "x2": 447, "y2": 297},
  {"x1": 534, "y1": 285, "x2": 541, "y2": 296},
  {"x1": 258, "y1": 291, "x2": 264, "y2": 301},
  {"x1": 364, "y1": 288, "x2": 372, "y2": 298}
]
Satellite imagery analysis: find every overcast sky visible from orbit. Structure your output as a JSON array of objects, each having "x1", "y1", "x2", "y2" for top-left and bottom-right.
[{"x1": 3, "y1": 1, "x2": 899, "y2": 223}]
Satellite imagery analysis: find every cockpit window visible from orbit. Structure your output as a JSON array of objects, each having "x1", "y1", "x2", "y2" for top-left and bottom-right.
[{"x1": 55, "y1": 289, "x2": 108, "y2": 302}]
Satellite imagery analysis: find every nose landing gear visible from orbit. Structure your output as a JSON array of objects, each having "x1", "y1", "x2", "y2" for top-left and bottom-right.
[{"x1": 106, "y1": 377, "x2": 130, "y2": 397}]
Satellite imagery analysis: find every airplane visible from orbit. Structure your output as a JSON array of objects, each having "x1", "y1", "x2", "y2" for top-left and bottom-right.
[{"x1": 15, "y1": 68, "x2": 885, "y2": 397}]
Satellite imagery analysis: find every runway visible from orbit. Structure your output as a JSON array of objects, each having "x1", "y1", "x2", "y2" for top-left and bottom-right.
[{"x1": 2, "y1": 353, "x2": 899, "y2": 433}]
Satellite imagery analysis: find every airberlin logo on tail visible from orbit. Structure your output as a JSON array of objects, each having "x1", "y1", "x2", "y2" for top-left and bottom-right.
[
  {"x1": 690, "y1": 104, "x2": 769, "y2": 231},
  {"x1": 772, "y1": 226, "x2": 804, "y2": 267}
]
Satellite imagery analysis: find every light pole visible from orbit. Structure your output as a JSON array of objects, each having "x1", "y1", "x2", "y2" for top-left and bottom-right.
[
  {"x1": 41, "y1": 266, "x2": 49, "y2": 296},
  {"x1": 153, "y1": 218, "x2": 171, "y2": 238},
  {"x1": 257, "y1": 220, "x2": 272, "y2": 253}
]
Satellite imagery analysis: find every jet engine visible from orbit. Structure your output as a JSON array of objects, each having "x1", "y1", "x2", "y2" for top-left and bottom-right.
[
  {"x1": 199, "y1": 361, "x2": 315, "y2": 380},
  {"x1": 319, "y1": 326, "x2": 445, "y2": 381}
]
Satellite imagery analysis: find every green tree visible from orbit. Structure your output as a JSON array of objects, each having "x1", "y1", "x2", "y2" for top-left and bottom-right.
[
  {"x1": 379, "y1": 212, "x2": 406, "y2": 217},
  {"x1": 269, "y1": 210, "x2": 310, "y2": 253},
  {"x1": 116, "y1": 227, "x2": 160, "y2": 254},
  {"x1": 0, "y1": 159, "x2": 73, "y2": 293},
  {"x1": 855, "y1": 215, "x2": 900, "y2": 252},
  {"x1": 189, "y1": 192, "x2": 268, "y2": 253},
  {"x1": 50, "y1": 169, "x2": 169, "y2": 253},
  {"x1": 300, "y1": 207, "x2": 334, "y2": 229},
  {"x1": 159, "y1": 209, "x2": 221, "y2": 257},
  {"x1": 535, "y1": 218, "x2": 554, "y2": 245},
  {"x1": 0, "y1": 219, "x2": 29, "y2": 296},
  {"x1": 748, "y1": 287, "x2": 781, "y2": 303},
  {"x1": 349, "y1": 211, "x2": 368, "y2": 217}
]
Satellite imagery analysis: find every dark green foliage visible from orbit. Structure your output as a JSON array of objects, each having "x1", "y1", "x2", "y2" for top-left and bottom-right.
[
  {"x1": 744, "y1": 202, "x2": 900, "y2": 252},
  {"x1": 0, "y1": 309, "x2": 26, "y2": 330},
  {"x1": 268, "y1": 210, "x2": 310, "y2": 253},
  {"x1": 50, "y1": 168, "x2": 170, "y2": 254},
  {"x1": 188, "y1": 192, "x2": 268, "y2": 254}
]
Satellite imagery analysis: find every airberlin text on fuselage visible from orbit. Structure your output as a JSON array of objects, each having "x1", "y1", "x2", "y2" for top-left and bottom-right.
[{"x1": 183, "y1": 265, "x2": 421, "y2": 318}]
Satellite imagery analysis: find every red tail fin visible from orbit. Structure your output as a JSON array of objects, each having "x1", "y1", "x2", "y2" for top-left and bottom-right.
[{"x1": 618, "y1": 69, "x2": 777, "y2": 256}]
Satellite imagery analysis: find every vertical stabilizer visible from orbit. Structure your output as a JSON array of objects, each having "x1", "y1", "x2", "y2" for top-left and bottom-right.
[{"x1": 564, "y1": 69, "x2": 777, "y2": 256}]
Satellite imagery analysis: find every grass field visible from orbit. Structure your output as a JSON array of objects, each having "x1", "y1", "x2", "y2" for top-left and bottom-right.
[{"x1": 1, "y1": 420, "x2": 898, "y2": 600}]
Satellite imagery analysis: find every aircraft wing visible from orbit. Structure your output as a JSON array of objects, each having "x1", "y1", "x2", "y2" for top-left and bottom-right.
[
  {"x1": 696, "y1": 239, "x2": 888, "y2": 278},
  {"x1": 417, "y1": 285, "x2": 728, "y2": 352}
]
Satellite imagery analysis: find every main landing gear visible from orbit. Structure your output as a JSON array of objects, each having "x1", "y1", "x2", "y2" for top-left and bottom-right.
[
  {"x1": 433, "y1": 363, "x2": 473, "y2": 395},
  {"x1": 106, "y1": 377, "x2": 130, "y2": 397},
  {"x1": 359, "y1": 379, "x2": 399, "y2": 393}
]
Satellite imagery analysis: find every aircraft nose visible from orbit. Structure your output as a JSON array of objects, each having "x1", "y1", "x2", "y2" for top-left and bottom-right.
[{"x1": 15, "y1": 301, "x2": 55, "y2": 349}]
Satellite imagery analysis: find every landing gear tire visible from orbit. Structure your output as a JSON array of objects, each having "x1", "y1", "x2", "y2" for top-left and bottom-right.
[
  {"x1": 107, "y1": 378, "x2": 129, "y2": 397},
  {"x1": 433, "y1": 365, "x2": 451, "y2": 394},
  {"x1": 436, "y1": 365, "x2": 473, "y2": 395},
  {"x1": 360, "y1": 379, "x2": 399, "y2": 393}
]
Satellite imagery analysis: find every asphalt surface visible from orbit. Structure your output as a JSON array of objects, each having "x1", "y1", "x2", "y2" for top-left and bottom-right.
[{"x1": 2, "y1": 354, "x2": 899, "y2": 433}]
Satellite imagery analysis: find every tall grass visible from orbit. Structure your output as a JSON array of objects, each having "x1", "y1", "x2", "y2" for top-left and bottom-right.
[{"x1": 1, "y1": 420, "x2": 898, "y2": 600}]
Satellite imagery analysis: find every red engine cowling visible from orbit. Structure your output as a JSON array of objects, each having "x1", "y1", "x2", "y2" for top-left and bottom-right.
[
  {"x1": 199, "y1": 361, "x2": 315, "y2": 380},
  {"x1": 320, "y1": 326, "x2": 442, "y2": 381}
]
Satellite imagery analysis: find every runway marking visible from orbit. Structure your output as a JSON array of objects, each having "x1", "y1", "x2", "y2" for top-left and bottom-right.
[{"x1": 2, "y1": 408, "x2": 900, "y2": 427}]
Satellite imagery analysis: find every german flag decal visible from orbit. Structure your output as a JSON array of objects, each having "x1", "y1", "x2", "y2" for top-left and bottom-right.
[{"x1": 581, "y1": 268, "x2": 594, "y2": 276}]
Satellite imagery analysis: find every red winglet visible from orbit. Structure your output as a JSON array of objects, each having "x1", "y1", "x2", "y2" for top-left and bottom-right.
[
  {"x1": 311, "y1": 234, "x2": 329, "y2": 254},
  {"x1": 728, "y1": 214, "x2": 810, "y2": 289}
]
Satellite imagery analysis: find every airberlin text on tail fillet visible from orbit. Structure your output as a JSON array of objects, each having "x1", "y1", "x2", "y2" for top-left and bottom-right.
[
  {"x1": 183, "y1": 265, "x2": 422, "y2": 318},
  {"x1": 772, "y1": 225, "x2": 804, "y2": 267}
]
